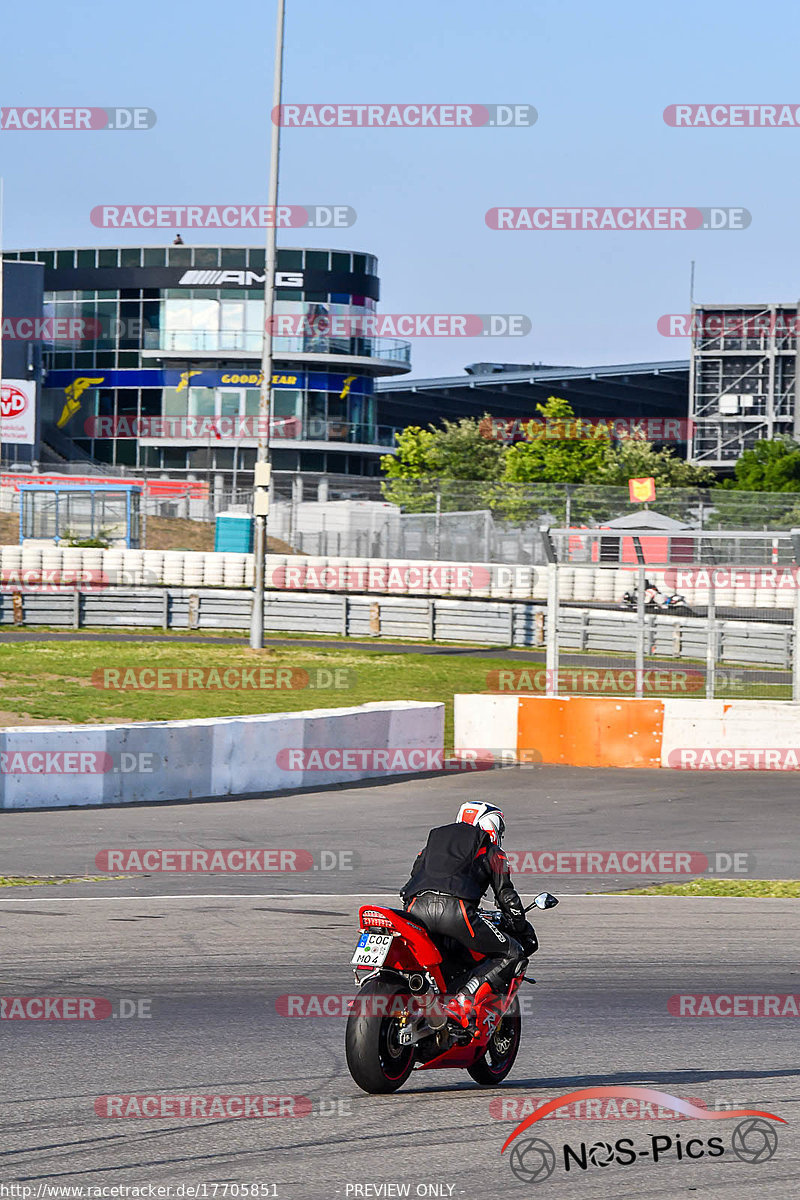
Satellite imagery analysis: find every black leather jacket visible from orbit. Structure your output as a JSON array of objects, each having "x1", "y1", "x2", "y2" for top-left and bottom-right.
[{"x1": 401, "y1": 822, "x2": 526, "y2": 932}]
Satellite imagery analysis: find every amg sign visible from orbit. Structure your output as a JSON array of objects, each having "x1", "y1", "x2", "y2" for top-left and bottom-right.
[{"x1": 177, "y1": 269, "x2": 304, "y2": 288}]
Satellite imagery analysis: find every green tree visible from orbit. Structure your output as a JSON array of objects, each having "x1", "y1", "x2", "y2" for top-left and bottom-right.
[
  {"x1": 594, "y1": 437, "x2": 716, "y2": 488},
  {"x1": 724, "y1": 437, "x2": 800, "y2": 492},
  {"x1": 502, "y1": 396, "x2": 610, "y2": 484},
  {"x1": 380, "y1": 417, "x2": 504, "y2": 510}
]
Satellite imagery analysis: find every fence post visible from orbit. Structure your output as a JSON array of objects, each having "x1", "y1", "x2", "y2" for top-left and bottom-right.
[
  {"x1": 545, "y1": 562, "x2": 559, "y2": 695},
  {"x1": 433, "y1": 489, "x2": 442, "y2": 560},
  {"x1": 794, "y1": 588, "x2": 800, "y2": 701},
  {"x1": 635, "y1": 564, "x2": 646, "y2": 697},
  {"x1": 706, "y1": 581, "x2": 716, "y2": 700}
]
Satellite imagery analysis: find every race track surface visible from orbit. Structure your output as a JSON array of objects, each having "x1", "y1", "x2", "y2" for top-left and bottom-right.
[{"x1": 1, "y1": 768, "x2": 798, "y2": 1198}]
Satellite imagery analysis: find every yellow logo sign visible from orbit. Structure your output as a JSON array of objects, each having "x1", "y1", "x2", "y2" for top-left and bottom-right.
[
  {"x1": 56, "y1": 376, "x2": 105, "y2": 428},
  {"x1": 176, "y1": 370, "x2": 202, "y2": 393},
  {"x1": 629, "y1": 476, "x2": 656, "y2": 503},
  {"x1": 340, "y1": 374, "x2": 357, "y2": 400}
]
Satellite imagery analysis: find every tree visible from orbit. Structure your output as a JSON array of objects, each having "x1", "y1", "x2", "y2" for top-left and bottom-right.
[
  {"x1": 724, "y1": 437, "x2": 800, "y2": 492},
  {"x1": 501, "y1": 396, "x2": 610, "y2": 484},
  {"x1": 593, "y1": 436, "x2": 716, "y2": 488},
  {"x1": 380, "y1": 417, "x2": 503, "y2": 510}
]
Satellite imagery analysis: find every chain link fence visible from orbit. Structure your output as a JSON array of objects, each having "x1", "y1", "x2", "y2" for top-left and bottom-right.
[{"x1": 538, "y1": 562, "x2": 800, "y2": 702}]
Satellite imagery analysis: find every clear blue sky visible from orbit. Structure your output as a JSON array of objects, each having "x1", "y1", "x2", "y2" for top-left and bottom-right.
[{"x1": 2, "y1": 0, "x2": 799, "y2": 377}]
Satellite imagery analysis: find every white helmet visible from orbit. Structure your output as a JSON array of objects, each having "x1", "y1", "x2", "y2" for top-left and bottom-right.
[{"x1": 456, "y1": 801, "x2": 506, "y2": 847}]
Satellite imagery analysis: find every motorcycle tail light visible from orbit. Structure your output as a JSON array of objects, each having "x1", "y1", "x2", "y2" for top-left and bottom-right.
[{"x1": 362, "y1": 910, "x2": 395, "y2": 929}]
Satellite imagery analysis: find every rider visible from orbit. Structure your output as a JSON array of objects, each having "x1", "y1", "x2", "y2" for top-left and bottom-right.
[{"x1": 400, "y1": 801, "x2": 536, "y2": 1030}]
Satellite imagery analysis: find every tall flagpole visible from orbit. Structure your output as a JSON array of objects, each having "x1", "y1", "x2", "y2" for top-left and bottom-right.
[{"x1": 250, "y1": 0, "x2": 286, "y2": 648}]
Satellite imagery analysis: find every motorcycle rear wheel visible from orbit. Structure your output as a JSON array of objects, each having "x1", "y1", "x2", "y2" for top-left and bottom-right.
[
  {"x1": 467, "y1": 997, "x2": 521, "y2": 1085},
  {"x1": 345, "y1": 978, "x2": 415, "y2": 1094}
]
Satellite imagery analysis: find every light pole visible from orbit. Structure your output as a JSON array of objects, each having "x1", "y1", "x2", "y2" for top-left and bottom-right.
[{"x1": 250, "y1": 0, "x2": 286, "y2": 648}]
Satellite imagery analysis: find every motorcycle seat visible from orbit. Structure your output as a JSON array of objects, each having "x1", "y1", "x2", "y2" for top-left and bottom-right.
[{"x1": 389, "y1": 907, "x2": 430, "y2": 933}]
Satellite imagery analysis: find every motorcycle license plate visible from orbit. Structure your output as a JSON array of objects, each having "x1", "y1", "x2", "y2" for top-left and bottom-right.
[{"x1": 351, "y1": 931, "x2": 393, "y2": 968}]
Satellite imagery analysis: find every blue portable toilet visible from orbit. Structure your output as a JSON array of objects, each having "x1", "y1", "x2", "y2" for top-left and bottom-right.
[{"x1": 215, "y1": 511, "x2": 254, "y2": 553}]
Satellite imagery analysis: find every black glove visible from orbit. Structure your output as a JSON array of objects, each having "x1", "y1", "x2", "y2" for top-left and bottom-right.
[{"x1": 518, "y1": 920, "x2": 538, "y2": 957}]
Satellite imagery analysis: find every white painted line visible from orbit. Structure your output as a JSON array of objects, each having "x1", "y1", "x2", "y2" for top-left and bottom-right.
[{"x1": 0, "y1": 891, "x2": 772, "y2": 905}]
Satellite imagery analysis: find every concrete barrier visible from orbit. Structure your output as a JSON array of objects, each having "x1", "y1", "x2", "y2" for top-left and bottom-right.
[
  {"x1": 454, "y1": 694, "x2": 800, "y2": 770},
  {"x1": 0, "y1": 701, "x2": 444, "y2": 810}
]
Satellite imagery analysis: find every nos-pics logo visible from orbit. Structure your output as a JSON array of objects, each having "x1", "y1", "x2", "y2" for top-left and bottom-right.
[{"x1": 502, "y1": 1087, "x2": 784, "y2": 1183}]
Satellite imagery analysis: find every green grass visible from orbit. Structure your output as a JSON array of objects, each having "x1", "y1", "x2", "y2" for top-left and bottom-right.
[
  {"x1": 0, "y1": 875, "x2": 125, "y2": 887},
  {"x1": 0, "y1": 639, "x2": 531, "y2": 745},
  {"x1": 610, "y1": 879, "x2": 800, "y2": 898}
]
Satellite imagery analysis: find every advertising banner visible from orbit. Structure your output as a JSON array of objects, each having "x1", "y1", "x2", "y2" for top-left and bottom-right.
[{"x1": 1, "y1": 379, "x2": 37, "y2": 445}]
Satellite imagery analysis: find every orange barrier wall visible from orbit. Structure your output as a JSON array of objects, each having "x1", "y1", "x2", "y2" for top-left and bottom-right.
[{"x1": 517, "y1": 697, "x2": 665, "y2": 768}]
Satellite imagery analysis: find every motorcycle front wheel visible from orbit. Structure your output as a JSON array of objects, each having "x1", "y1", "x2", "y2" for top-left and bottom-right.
[
  {"x1": 467, "y1": 997, "x2": 521, "y2": 1085},
  {"x1": 345, "y1": 978, "x2": 415, "y2": 1093}
]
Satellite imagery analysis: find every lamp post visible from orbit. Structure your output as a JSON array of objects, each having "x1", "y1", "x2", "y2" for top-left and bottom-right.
[{"x1": 250, "y1": 0, "x2": 286, "y2": 648}]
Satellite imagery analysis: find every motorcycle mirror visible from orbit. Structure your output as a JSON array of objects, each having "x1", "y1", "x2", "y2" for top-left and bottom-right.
[{"x1": 533, "y1": 891, "x2": 559, "y2": 910}]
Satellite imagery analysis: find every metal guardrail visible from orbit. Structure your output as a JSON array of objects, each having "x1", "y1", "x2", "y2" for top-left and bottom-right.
[{"x1": 1, "y1": 585, "x2": 796, "y2": 696}]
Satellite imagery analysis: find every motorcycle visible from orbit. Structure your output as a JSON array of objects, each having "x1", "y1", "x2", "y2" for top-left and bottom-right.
[
  {"x1": 620, "y1": 583, "x2": 692, "y2": 614},
  {"x1": 345, "y1": 891, "x2": 559, "y2": 1093}
]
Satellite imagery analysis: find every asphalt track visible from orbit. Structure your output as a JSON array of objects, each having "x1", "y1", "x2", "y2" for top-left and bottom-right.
[{"x1": 2, "y1": 768, "x2": 799, "y2": 1198}]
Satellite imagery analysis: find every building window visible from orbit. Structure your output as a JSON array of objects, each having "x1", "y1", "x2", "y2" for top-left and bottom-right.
[
  {"x1": 194, "y1": 247, "x2": 219, "y2": 268},
  {"x1": 98, "y1": 250, "x2": 118, "y2": 268},
  {"x1": 77, "y1": 250, "x2": 96, "y2": 268},
  {"x1": 221, "y1": 248, "x2": 247, "y2": 268},
  {"x1": 168, "y1": 246, "x2": 192, "y2": 267},
  {"x1": 121, "y1": 248, "x2": 141, "y2": 267},
  {"x1": 142, "y1": 248, "x2": 166, "y2": 267},
  {"x1": 277, "y1": 249, "x2": 302, "y2": 270}
]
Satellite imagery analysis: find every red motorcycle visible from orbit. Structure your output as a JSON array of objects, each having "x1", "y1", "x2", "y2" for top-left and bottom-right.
[{"x1": 345, "y1": 892, "x2": 559, "y2": 1093}]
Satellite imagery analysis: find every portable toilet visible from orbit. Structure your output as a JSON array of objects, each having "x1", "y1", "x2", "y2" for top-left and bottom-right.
[{"x1": 214, "y1": 511, "x2": 254, "y2": 553}]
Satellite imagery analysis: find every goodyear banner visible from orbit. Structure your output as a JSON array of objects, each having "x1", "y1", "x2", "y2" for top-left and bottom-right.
[{"x1": 45, "y1": 369, "x2": 371, "y2": 392}]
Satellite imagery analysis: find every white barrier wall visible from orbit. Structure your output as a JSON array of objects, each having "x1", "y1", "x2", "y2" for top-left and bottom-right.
[
  {"x1": 0, "y1": 701, "x2": 444, "y2": 810},
  {"x1": 660, "y1": 699, "x2": 800, "y2": 769}
]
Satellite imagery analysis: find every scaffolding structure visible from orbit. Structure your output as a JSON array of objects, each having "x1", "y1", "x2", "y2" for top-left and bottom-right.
[{"x1": 689, "y1": 303, "x2": 800, "y2": 467}]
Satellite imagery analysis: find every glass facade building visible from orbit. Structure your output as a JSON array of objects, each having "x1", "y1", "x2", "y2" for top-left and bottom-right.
[{"x1": 3, "y1": 245, "x2": 411, "y2": 482}]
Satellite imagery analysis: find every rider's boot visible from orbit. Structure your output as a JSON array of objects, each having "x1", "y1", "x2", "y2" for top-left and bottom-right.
[{"x1": 445, "y1": 981, "x2": 493, "y2": 1033}]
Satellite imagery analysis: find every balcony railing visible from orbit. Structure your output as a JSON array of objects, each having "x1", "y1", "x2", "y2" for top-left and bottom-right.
[{"x1": 144, "y1": 329, "x2": 411, "y2": 364}]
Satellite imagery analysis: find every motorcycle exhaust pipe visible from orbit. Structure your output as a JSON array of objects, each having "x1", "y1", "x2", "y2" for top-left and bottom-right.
[{"x1": 407, "y1": 973, "x2": 426, "y2": 992}]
